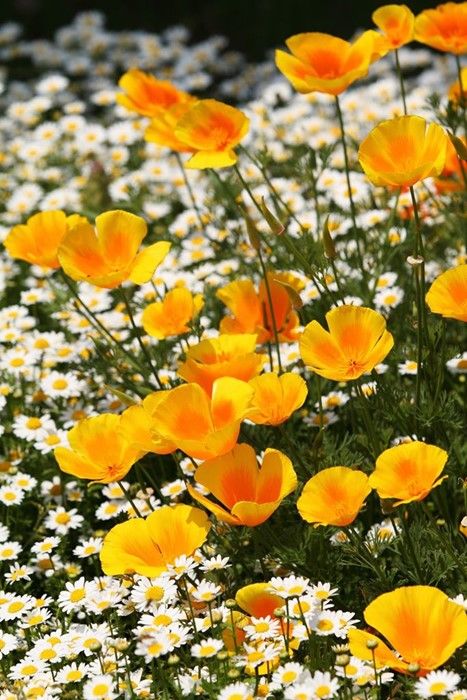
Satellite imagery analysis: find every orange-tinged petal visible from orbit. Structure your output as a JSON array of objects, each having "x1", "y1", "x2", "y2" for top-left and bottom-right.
[
  {"x1": 210, "y1": 377, "x2": 254, "y2": 428},
  {"x1": 425, "y1": 265, "x2": 467, "y2": 322},
  {"x1": 129, "y1": 241, "x2": 171, "y2": 285},
  {"x1": 369, "y1": 441, "x2": 448, "y2": 505},
  {"x1": 117, "y1": 69, "x2": 191, "y2": 117},
  {"x1": 256, "y1": 448, "x2": 297, "y2": 502},
  {"x1": 151, "y1": 383, "x2": 214, "y2": 443},
  {"x1": 194, "y1": 443, "x2": 258, "y2": 509},
  {"x1": 372, "y1": 4, "x2": 415, "y2": 48},
  {"x1": 299, "y1": 321, "x2": 347, "y2": 380},
  {"x1": 364, "y1": 586, "x2": 467, "y2": 671},
  {"x1": 58, "y1": 221, "x2": 107, "y2": 284},
  {"x1": 144, "y1": 100, "x2": 197, "y2": 152},
  {"x1": 231, "y1": 501, "x2": 280, "y2": 527},
  {"x1": 415, "y1": 3, "x2": 467, "y2": 54},
  {"x1": 217, "y1": 280, "x2": 262, "y2": 334},
  {"x1": 248, "y1": 372, "x2": 308, "y2": 425},
  {"x1": 142, "y1": 287, "x2": 201, "y2": 339},
  {"x1": 187, "y1": 484, "x2": 240, "y2": 526},
  {"x1": 5, "y1": 210, "x2": 69, "y2": 269},
  {"x1": 146, "y1": 504, "x2": 210, "y2": 565},
  {"x1": 100, "y1": 518, "x2": 165, "y2": 576},
  {"x1": 348, "y1": 629, "x2": 409, "y2": 671},
  {"x1": 95, "y1": 210, "x2": 146, "y2": 268},
  {"x1": 275, "y1": 49, "x2": 316, "y2": 93},
  {"x1": 175, "y1": 99, "x2": 249, "y2": 152},
  {"x1": 297, "y1": 466, "x2": 371, "y2": 527},
  {"x1": 120, "y1": 404, "x2": 175, "y2": 455},
  {"x1": 236, "y1": 583, "x2": 284, "y2": 618}
]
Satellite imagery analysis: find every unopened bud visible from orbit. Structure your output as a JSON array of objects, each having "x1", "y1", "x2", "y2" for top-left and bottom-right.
[
  {"x1": 225, "y1": 599, "x2": 237, "y2": 609},
  {"x1": 366, "y1": 639, "x2": 379, "y2": 650},
  {"x1": 408, "y1": 663, "x2": 420, "y2": 674},
  {"x1": 167, "y1": 654, "x2": 180, "y2": 666},
  {"x1": 260, "y1": 197, "x2": 285, "y2": 235},
  {"x1": 217, "y1": 651, "x2": 229, "y2": 661},
  {"x1": 448, "y1": 132, "x2": 467, "y2": 160},
  {"x1": 227, "y1": 669, "x2": 241, "y2": 679},
  {"x1": 273, "y1": 607, "x2": 285, "y2": 618},
  {"x1": 335, "y1": 654, "x2": 350, "y2": 667},
  {"x1": 407, "y1": 255, "x2": 424, "y2": 267},
  {"x1": 322, "y1": 217, "x2": 337, "y2": 259},
  {"x1": 88, "y1": 641, "x2": 102, "y2": 652}
]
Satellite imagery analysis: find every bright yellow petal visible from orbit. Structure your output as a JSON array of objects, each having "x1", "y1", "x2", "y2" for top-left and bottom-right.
[
  {"x1": 129, "y1": 241, "x2": 171, "y2": 284},
  {"x1": 100, "y1": 518, "x2": 165, "y2": 576}
]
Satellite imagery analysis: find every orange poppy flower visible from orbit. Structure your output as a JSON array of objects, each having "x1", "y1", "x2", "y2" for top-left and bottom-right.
[
  {"x1": 149, "y1": 378, "x2": 253, "y2": 460},
  {"x1": 275, "y1": 30, "x2": 387, "y2": 96},
  {"x1": 370, "y1": 441, "x2": 448, "y2": 506},
  {"x1": 297, "y1": 466, "x2": 371, "y2": 527},
  {"x1": 415, "y1": 2, "x2": 467, "y2": 54},
  {"x1": 100, "y1": 504, "x2": 210, "y2": 576},
  {"x1": 299, "y1": 305, "x2": 394, "y2": 382},
  {"x1": 349, "y1": 586, "x2": 467, "y2": 672},
  {"x1": 178, "y1": 334, "x2": 266, "y2": 395},
  {"x1": 359, "y1": 115, "x2": 449, "y2": 188},
  {"x1": 142, "y1": 287, "x2": 204, "y2": 339},
  {"x1": 425, "y1": 265, "x2": 467, "y2": 322},
  {"x1": 117, "y1": 69, "x2": 192, "y2": 117},
  {"x1": 217, "y1": 277, "x2": 300, "y2": 344},
  {"x1": 372, "y1": 4, "x2": 415, "y2": 48},
  {"x1": 54, "y1": 414, "x2": 145, "y2": 483},
  {"x1": 174, "y1": 99, "x2": 250, "y2": 169},
  {"x1": 58, "y1": 209, "x2": 171, "y2": 289},
  {"x1": 145, "y1": 100, "x2": 198, "y2": 153},
  {"x1": 248, "y1": 372, "x2": 308, "y2": 426},
  {"x1": 187, "y1": 443, "x2": 297, "y2": 526},
  {"x1": 5, "y1": 211, "x2": 86, "y2": 269}
]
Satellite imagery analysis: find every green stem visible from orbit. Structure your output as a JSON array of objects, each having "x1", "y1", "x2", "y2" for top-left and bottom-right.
[
  {"x1": 174, "y1": 151, "x2": 205, "y2": 232},
  {"x1": 400, "y1": 508, "x2": 424, "y2": 582},
  {"x1": 334, "y1": 94, "x2": 367, "y2": 290},
  {"x1": 257, "y1": 247, "x2": 283, "y2": 373},
  {"x1": 354, "y1": 380, "x2": 381, "y2": 456},
  {"x1": 394, "y1": 49, "x2": 407, "y2": 114},
  {"x1": 118, "y1": 480, "x2": 144, "y2": 518},
  {"x1": 409, "y1": 186, "x2": 427, "y2": 429},
  {"x1": 455, "y1": 54, "x2": 467, "y2": 139}
]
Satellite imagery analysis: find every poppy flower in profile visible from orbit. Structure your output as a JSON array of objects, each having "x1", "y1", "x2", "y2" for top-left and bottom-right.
[
  {"x1": 275, "y1": 30, "x2": 387, "y2": 96},
  {"x1": 425, "y1": 265, "x2": 467, "y2": 322},
  {"x1": 117, "y1": 69, "x2": 192, "y2": 117},
  {"x1": 358, "y1": 115, "x2": 449, "y2": 188},
  {"x1": 142, "y1": 287, "x2": 204, "y2": 339},
  {"x1": 349, "y1": 586, "x2": 467, "y2": 673},
  {"x1": 299, "y1": 305, "x2": 393, "y2": 382},
  {"x1": 297, "y1": 466, "x2": 371, "y2": 527},
  {"x1": 372, "y1": 4, "x2": 415, "y2": 48},
  {"x1": 217, "y1": 277, "x2": 300, "y2": 344},
  {"x1": 149, "y1": 378, "x2": 254, "y2": 460},
  {"x1": 370, "y1": 441, "x2": 448, "y2": 505},
  {"x1": 247, "y1": 372, "x2": 308, "y2": 425},
  {"x1": 58, "y1": 209, "x2": 171, "y2": 289},
  {"x1": 173, "y1": 99, "x2": 250, "y2": 169},
  {"x1": 414, "y1": 2, "x2": 467, "y2": 54},
  {"x1": 5, "y1": 211, "x2": 86, "y2": 269},
  {"x1": 178, "y1": 334, "x2": 266, "y2": 396},
  {"x1": 100, "y1": 504, "x2": 210, "y2": 577},
  {"x1": 187, "y1": 443, "x2": 297, "y2": 526},
  {"x1": 54, "y1": 414, "x2": 145, "y2": 483},
  {"x1": 145, "y1": 100, "x2": 198, "y2": 153}
]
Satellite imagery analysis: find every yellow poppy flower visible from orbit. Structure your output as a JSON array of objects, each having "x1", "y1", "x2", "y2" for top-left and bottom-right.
[
  {"x1": 358, "y1": 115, "x2": 449, "y2": 188},
  {"x1": 187, "y1": 443, "x2": 297, "y2": 526},
  {"x1": 100, "y1": 504, "x2": 210, "y2": 576},
  {"x1": 299, "y1": 305, "x2": 394, "y2": 382},
  {"x1": 247, "y1": 372, "x2": 308, "y2": 425},
  {"x1": 369, "y1": 441, "x2": 448, "y2": 505},
  {"x1": 54, "y1": 414, "x2": 144, "y2": 483},
  {"x1": 297, "y1": 466, "x2": 371, "y2": 527},
  {"x1": 350, "y1": 586, "x2": 467, "y2": 672},
  {"x1": 178, "y1": 334, "x2": 266, "y2": 395},
  {"x1": 372, "y1": 4, "x2": 415, "y2": 48},
  {"x1": 58, "y1": 209, "x2": 170, "y2": 289},
  {"x1": 425, "y1": 265, "x2": 467, "y2": 322}
]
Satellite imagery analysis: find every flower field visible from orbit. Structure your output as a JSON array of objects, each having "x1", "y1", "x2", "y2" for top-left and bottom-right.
[{"x1": 0, "y1": 3, "x2": 466, "y2": 699}]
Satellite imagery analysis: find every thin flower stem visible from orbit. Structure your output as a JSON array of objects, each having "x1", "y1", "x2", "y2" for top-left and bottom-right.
[
  {"x1": 174, "y1": 151, "x2": 205, "y2": 232},
  {"x1": 119, "y1": 286, "x2": 163, "y2": 389},
  {"x1": 233, "y1": 162, "x2": 264, "y2": 219},
  {"x1": 354, "y1": 381, "x2": 381, "y2": 456},
  {"x1": 257, "y1": 247, "x2": 283, "y2": 373},
  {"x1": 394, "y1": 49, "x2": 407, "y2": 114},
  {"x1": 118, "y1": 480, "x2": 144, "y2": 519},
  {"x1": 400, "y1": 508, "x2": 424, "y2": 582},
  {"x1": 409, "y1": 186, "x2": 427, "y2": 428},
  {"x1": 334, "y1": 94, "x2": 367, "y2": 290}
]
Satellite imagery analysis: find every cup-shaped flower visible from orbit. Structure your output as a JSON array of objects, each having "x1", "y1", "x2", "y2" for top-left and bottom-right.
[
  {"x1": 142, "y1": 287, "x2": 204, "y2": 339},
  {"x1": 425, "y1": 265, "x2": 467, "y2": 322},
  {"x1": 349, "y1": 586, "x2": 467, "y2": 673},
  {"x1": 275, "y1": 30, "x2": 387, "y2": 96},
  {"x1": 299, "y1": 305, "x2": 394, "y2": 382},
  {"x1": 369, "y1": 441, "x2": 448, "y2": 505},
  {"x1": 187, "y1": 443, "x2": 297, "y2": 527},
  {"x1": 119, "y1": 399, "x2": 176, "y2": 455},
  {"x1": 149, "y1": 378, "x2": 254, "y2": 460},
  {"x1": 173, "y1": 99, "x2": 250, "y2": 169},
  {"x1": 5, "y1": 211, "x2": 86, "y2": 269},
  {"x1": 297, "y1": 467, "x2": 371, "y2": 527},
  {"x1": 247, "y1": 372, "x2": 308, "y2": 426},
  {"x1": 178, "y1": 334, "x2": 266, "y2": 395},
  {"x1": 100, "y1": 504, "x2": 210, "y2": 577},
  {"x1": 372, "y1": 5, "x2": 415, "y2": 48},
  {"x1": 117, "y1": 69, "x2": 192, "y2": 117},
  {"x1": 145, "y1": 100, "x2": 198, "y2": 152},
  {"x1": 415, "y1": 3, "x2": 467, "y2": 54},
  {"x1": 217, "y1": 277, "x2": 300, "y2": 344},
  {"x1": 58, "y1": 210, "x2": 171, "y2": 289},
  {"x1": 358, "y1": 115, "x2": 449, "y2": 188},
  {"x1": 54, "y1": 414, "x2": 145, "y2": 483}
]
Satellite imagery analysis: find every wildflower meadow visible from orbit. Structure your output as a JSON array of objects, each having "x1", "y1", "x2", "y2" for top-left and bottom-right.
[{"x1": 0, "y1": 3, "x2": 466, "y2": 699}]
